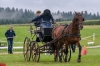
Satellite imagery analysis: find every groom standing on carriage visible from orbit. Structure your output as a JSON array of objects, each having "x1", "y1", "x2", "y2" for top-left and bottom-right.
[{"x1": 31, "y1": 10, "x2": 42, "y2": 27}]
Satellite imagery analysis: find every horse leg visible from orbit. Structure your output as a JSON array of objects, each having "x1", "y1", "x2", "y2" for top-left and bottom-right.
[
  {"x1": 58, "y1": 42, "x2": 65, "y2": 62},
  {"x1": 63, "y1": 43, "x2": 69, "y2": 62},
  {"x1": 54, "y1": 49, "x2": 62, "y2": 62},
  {"x1": 54, "y1": 47, "x2": 62, "y2": 62},
  {"x1": 54, "y1": 42, "x2": 62, "y2": 62},
  {"x1": 54, "y1": 42, "x2": 59, "y2": 62},
  {"x1": 58, "y1": 48, "x2": 63, "y2": 62},
  {"x1": 77, "y1": 43, "x2": 82, "y2": 62},
  {"x1": 54, "y1": 49, "x2": 58, "y2": 62},
  {"x1": 64, "y1": 47, "x2": 68, "y2": 62},
  {"x1": 71, "y1": 44, "x2": 76, "y2": 52},
  {"x1": 73, "y1": 44, "x2": 76, "y2": 52}
]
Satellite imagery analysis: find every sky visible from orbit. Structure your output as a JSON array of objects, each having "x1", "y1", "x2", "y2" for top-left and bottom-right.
[{"x1": 0, "y1": 0, "x2": 100, "y2": 14}]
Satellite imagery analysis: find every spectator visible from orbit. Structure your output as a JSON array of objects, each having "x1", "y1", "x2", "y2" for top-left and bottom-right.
[{"x1": 5, "y1": 26, "x2": 16, "y2": 54}]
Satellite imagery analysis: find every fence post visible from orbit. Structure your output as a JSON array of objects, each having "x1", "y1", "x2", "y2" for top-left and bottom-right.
[{"x1": 93, "y1": 33, "x2": 95, "y2": 41}]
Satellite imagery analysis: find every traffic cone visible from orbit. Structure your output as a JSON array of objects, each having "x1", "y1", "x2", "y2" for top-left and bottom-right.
[
  {"x1": 81, "y1": 46, "x2": 88, "y2": 55},
  {"x1": 0, "y1": 63, "x2": 6, "y2": 66}
]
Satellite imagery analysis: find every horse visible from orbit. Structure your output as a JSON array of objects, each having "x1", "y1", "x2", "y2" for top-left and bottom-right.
[{"x1": 52, "y1": 11, "x2": 84, "y2": 62}]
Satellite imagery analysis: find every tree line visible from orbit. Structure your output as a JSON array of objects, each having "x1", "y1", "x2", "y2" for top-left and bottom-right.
[{"x1": 0, "y1": 7, "x2": 100, "y2": 25}]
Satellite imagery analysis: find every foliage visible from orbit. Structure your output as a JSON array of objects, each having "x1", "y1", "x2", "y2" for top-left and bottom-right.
[
  {"x1": 0, "y1": 7, "x2": 100, "y2": 25},
  {"x1": 83, "y1": 20, "x2": 100, "y2": 25}
]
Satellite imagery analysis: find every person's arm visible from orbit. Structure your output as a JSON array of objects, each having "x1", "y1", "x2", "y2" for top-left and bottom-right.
[
  {"x1": 5, "y1": 30, "x2": 8, "y2": 38},
  {"x1": 51, "y1": 14, "x2": 56, "y2": 24},
  {"x1": 30, "y1": 15, "x2": 43, "y2": 23},
  {"x1": 13, "y1": 31, "x2": 16, "y2": 37},
  {"x1": 51, "y1": 15, "x2": 54, "y2": 22}
]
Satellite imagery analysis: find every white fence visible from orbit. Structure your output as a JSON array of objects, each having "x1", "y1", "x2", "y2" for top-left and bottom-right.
[
  {"x1": 81, "y1": 33, "x2": 95, "y2": 45},
  {"x1": 0, "y1": 46, "x2": 23, "y2": 49},
  {"x1": 0, "y1": 33, "x2": 96, "y2": 49},
  {"x1": 0, "y1": 39, "x2": 23, "y2": 49}
]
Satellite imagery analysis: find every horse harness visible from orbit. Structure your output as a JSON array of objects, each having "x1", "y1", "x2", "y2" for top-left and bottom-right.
[
  {"x1": 61, "y1": 24, "x2": 81, "y2": 37},
  {"x1": 38, "y1": 24, "x2": 81, "y2": 49}
]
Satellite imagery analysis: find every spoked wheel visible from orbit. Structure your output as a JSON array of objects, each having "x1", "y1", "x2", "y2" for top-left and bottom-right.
[
  {"x1": 30, "y1": 41, "x2": 40, "y2": 62},
  {"x1": 23, "y1": 37, "x2": 31, "y2": 61},
  {"x1": 62, "y1": 44, "x2": 71, "y2": 62}
]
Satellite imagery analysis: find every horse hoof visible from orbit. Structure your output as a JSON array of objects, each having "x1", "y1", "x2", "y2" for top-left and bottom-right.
[{"x1": 77, "y1": 59, "x2": 81, "y2": 63}]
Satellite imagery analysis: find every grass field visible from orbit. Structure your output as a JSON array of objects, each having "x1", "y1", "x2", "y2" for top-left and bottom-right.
[
  {"x1": 0, "y1": 25, "x2": 100, "y2": 46},
  {"x1": 0, "y1": 48, "x2": 100, "y2": 66},
  {"x1": 0, "y1": 25, "x2": 100, "y2": 66}
]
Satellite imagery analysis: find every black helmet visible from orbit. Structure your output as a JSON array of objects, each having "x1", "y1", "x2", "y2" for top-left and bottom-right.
[{"x1": 43, "y1": 9, "x2": 51, "y2": 17}]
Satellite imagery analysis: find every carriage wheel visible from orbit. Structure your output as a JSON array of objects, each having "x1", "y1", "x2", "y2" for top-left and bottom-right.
[
  {"x1": 62, "y1": 45, "x2": 71, "y2": 62},
  {"x1": 30, "y1": 41, "x2": 40, "y2": 62},
  {"x1": 23, "y1": 37, "x2": 31, "y2": 61}
]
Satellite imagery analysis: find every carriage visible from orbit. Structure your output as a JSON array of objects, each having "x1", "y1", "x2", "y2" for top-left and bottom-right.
[
  {"x1": 23, "y1": 12, "x2": 84, "y2": 63},
  {"x1": 23, "y1": 21, "x2": 71, "y2": 62}
]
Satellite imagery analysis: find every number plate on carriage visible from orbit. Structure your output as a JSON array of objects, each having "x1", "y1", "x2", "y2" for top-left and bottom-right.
[
  {"x1": 36, "y1": 27, "x2": 40, "y2": 30},
  {"x1": 36, "y1": 34, "x2": 39, "y2": 37}
]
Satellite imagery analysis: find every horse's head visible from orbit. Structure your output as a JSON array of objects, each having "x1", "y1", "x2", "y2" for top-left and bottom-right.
[{"x1": 73, "y1": 11, "x2": 84, "y2": 30}]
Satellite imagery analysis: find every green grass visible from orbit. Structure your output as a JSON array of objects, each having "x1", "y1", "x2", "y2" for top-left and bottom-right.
[
  {"x1": 0, "y1": 25, "x2": 100, "y2": 47},
  {"x1": 0, "y1": 48, "x2": 100, "y2": 66},
  {"x1": 0, "y1": 25, "x2": 100, "y2": 48},
  {"x1": 0, "y1": 25, "x2": 100, "y2": 53},
  {"x1": 80, "y1": 25, "x2": 100, "y2": 46},
  {"x1": 0, "y1": 25, "x2": 31, "y2": 42},
  {"x1": 0, "y1": 25, "x2": 100, "y2": 66}
]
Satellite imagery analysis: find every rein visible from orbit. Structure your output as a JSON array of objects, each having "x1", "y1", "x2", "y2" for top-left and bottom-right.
[{"x1": 38, "y1": 24, "x2": 81, "y2": 49}]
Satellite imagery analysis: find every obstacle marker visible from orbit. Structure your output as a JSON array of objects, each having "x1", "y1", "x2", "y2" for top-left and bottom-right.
[
  {"x1": 0, "y1": 63, "x2": 6, "y2": 66},
  {"x1": 88, "y1": 42, "x2": 94, "y2": 45},
  {"x1": 81, "y1": 46, "x2": 88, "y2": 55}
]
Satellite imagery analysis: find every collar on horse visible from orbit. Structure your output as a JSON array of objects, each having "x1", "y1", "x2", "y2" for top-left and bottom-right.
[
  {"x1": 63, "y1": 33, "x2": 81, "y2": 37},
  {"x1": 62, "y1": 24, "x2": 81, "y2": 37}
]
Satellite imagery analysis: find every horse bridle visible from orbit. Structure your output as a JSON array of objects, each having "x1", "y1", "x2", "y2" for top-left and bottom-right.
[
  {"x1": 60, "y1": 14, "x2": 83, "y2": 37},
  {"x1": 74, "y1": 14, "x2": 84, "y2": 30},
  {"x1": 51, "y1": 14, "x2": 84, "y2": 43}
]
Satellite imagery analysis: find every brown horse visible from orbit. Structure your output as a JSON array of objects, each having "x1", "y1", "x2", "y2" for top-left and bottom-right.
[{"x1": 52, "y1": 11, "x2": 84, "y2": 62}]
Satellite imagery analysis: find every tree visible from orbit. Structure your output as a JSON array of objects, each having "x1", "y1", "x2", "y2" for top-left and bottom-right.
[
  {"x1": 12, "y1": 7, "x2": 15, "y2": 12},
  {"x1": 0, "y1": 7, "x2": 100, "y2": 25},
  {"x1": 5, "y1": 7, "x2": 11, "y2": 12}
]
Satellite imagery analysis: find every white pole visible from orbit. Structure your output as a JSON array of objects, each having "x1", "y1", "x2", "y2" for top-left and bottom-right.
[{"x1": 93, "y1": 33, "x2": 95, "y2": 41}]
